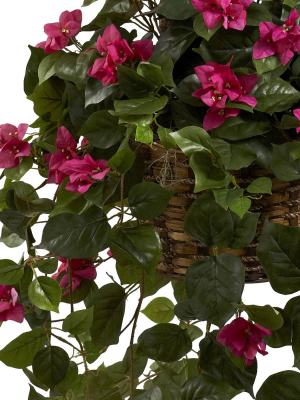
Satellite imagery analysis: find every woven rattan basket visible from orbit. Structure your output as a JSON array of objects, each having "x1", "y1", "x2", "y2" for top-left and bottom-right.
[{"x1": 141, "y1": 142, "x2": 300, "y2": 283}]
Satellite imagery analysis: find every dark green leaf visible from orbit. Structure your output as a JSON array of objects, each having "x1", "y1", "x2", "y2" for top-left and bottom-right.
[
  {"x1": 38, "y1": 52, "x2": 63, "y2": 85},
  {"x1": 63, "y1": 308, "x2": 94, "y2": 335},
  {"x1": 157, "y1": 0, "x2": 196, "y2": 19},
  {"x1": 78, "y1": 110, "x2": 125, "y2": 148},
  {"x1": 171, "y1": 74, "x2": 203, "y2": 107},
  {"x1": 257, "y1": 220, "x2": 300, "y2": 294},
  {"x1": 0, "y1": 259, "x2": 24, "y2": 285},
  {"x1": 233, "y1": 304, "x2": 284, "y2": 331},
  {"x1": 133, "y1": 386, "x2": 162, "y2": 400},
  {"x1": 37, "y1": 206, "x2": 111, "y2": 258},
  {"x1": 0, "y1": 226, "x2": 24, "y2": 248},
  {"x1": 136, "y1": 323, "x2": 192, "y2": 362},
  {"x1": 256, "y1": 371, "x2": 300, "y2": 400},
  {"x1": 4, "y1": 157, "x2": 33, "y2": 181},
  {"x1": 213, "y1": 188, "x2": 244, "y2": 210},
  {"x1": 272, "y1": 143, "x2": 300, "y2": 181},
  {"x1": 158, "y1": 127, "x2": 176, "y2": 150},
  {"x1": 122, "y1": 344, "x2": 148, "y2": 378},
  {"x1": 228, "y1": 212, "x2": 260, "y2": 250},
  {"x1": 83, "y1": 175, "x2": 120, "y2": 208},
  {"x1": 0, "y1": 328, "x2": 46, "y2": 369},
  {"x1": 28, "y1": 385, "x2": 47, "y2": 400},
  {"x1": 107, "y1": 145, "x2": 135, "y2": 173},
  {"x1": 149, "y1": 51, "x2": 175, "y2": 88},
  {"x1": 210, "y1": 139, "x2": 256, "y2": 170},
  {"x1": 28, "y1": 277, "x2": 61, "y2": 313},
  {"x1": 90, "y1": 283, "x2": 126, "y2": 346},
  {"x1": 35, "y1": 258, "x2": 58, "y2": 274},
  {"x1": 23, "y1": 367, "x2": 48, "y2": 392},
  {"x1": 142, "y1": 297, "x2": 175, "y2": 323},
  {"x1": 128, "y1": 182, "x2": 174, "y2": 220},
  {"x1": 0, "y1": 209, "x2": 30, "y2": 240},
  {"x1": 193, "y1": 13, "x2": 222, "y2": 41},
  {"x1": 264, "y1": 308, "x2": 292, "y2": 348},
  {"x1": 170, "y1": 126, "x2": 211, "y2": 157},
  {"x1": 253, "y1": 55, "x2": 282, "y2": 75},
  {"x1": 24, "y1": 45, "x2": 48, "y2": 96},
  {"x1": 117, "y1": 64, "x2": 156, "y2": 99},
  {"x1": 113, "y1": 96, "x2": 168, "y2": 115},
  {"x1": 9, "y1": 190, "x2": 55, "y2": 217},
  {"x1": 32, "y1": 346, "x2": 70, "y2": 390},
  {"x1": 137, "y1": 63, "x2": 165, "y2": 88},
  {"x1": 184, "y1": 192, "x2": 233, "y2": 248},
  {"x1": 56, "y1": 361, "x2": 78, "y2": 396},
  {"x1": 85, "y1": 78, "x2": 120, "y2": 107},
  {"x1": 247, "y1": 177, "x2": 272, "y2": 194},
  {"x1": 246, "y1": 3, "x2": 272, "y2": 25},
  {"x1": 76, "y1": 371, "x2": 121, "y2": 400}
]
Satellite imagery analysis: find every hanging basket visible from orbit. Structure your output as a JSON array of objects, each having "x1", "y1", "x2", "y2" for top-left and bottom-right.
[{"x1": 141, "y1": 142, "x2": 300, "y2": 283}]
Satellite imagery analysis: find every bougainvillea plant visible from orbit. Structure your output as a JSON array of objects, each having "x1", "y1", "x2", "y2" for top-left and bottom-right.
[{"x1": 2, "y1": 0, "x2": 300, "y2": 399}]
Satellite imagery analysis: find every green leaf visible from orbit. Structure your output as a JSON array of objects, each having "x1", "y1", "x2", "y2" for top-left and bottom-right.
[
  {"x1": 193, "y1": 13, "x2": 222, "y2": 41},
  {"x1": 63, "y1": 308, "x2": 94, "y2": 335},
  {"x1": 271, "y1": 143, "x2": 300, "y2": 181},
  {"x1": 181, "y1": 374, "x2": 242, "y2": 400},
  {"x1": 23, "y1": 367, "x2": 49, "y2": 392},
  {"x1": 229, "y1": 197, "x2": 252, "y2": 219},
  {"x1": 78, "y1": 110, "x2": 125, "y2": 149},
  {"x1": 117, "y1": 64, "x2": 156, "y2": 99},
  {"x1": 24, "y1": 45, "x2": 48, "y2": 96},
  {"x1": 234, "y1": 304, "x2": 284, "y2": 331},
  {"x1": 171, "y1": 74, "x2": 203, "y2": 107},
  {"x1": 0, "y1": 328, "x2": 46, "y2": 369},
  {"x1": 170, "y1": 126, "x2": 211, "y2": 157},
  {"x1": 200, "y1": 332, "x2": 257, "y2": 397},
  {"x1": 256, "y1": 371, "x2": 300, "y2": 400},
  {"x1": 252, "y1": 77, "x2": 300, "y2": 114},
  {"x1": 0, "y1": 209, "x2": 30, "y2": 240},
  {"x1": 136, "y1": 124, "x2": 153, "y2": 143},
  {"x1": 38, "y1": 52, "x2": 63, "y2": 85},
  {"x1": 284, "y1": 297, "x2": 300, "y2": 367},
  {"x1": 107, "y1": 145, "x2": 135, "y2": 174},
  {"x1": 210, "y1": 139, "x2": 256, "y2": 170},
  {"x1": 156, "y1": 0, "x2": 196, "y2": 19},
  {"x1": 32, "y1": 346, "x2": 70, "y2": 390},
  {"x1": 9, "y1": 190, "x2": 55, "y2": 217},
  {"x1": 184, "y1": 192, "x2": 234, "y2": 248},
  {"x1": 136, "y1": 323, "x2": 192, "y2": 362},
  {"x1": 264, "y1": 308, "x2": 292, "y2": 348},
  {"x1": 54, "y1": 51, "x2": 97, "y2": 87},
  {"x1": 142, "y1": 297, "x2": 175, "y2": 323},
  {"x1": 0, "y1": 259, "x2": 24, "y2": 285},
  {"x1": 28, "y1": 385, "x2": 47, "y2": 400},
  {"x1": 190, "y1": 151, "x2": 228, "y2": 192},
  {"x1": 122, "y1": 344, "x2": 148, "y2": 378},
  {"x1": 228, "y1": 212, "x2": 260, "y2": 250},
  {"x1": 113, "y1": 96, "x2": 168, "y2": 116},
  {"x1": 144, "y1": 274, "x2": 170, "y2": 298},
  {"x1": 90, "y1": 283, "x2": 126, "y2": 346},
  {"x1": 76, "y1": 371, "x2": 122, "y2": 400},
  {"x1": 253, "y1": 55, "x2": 282, "y2": 75},
  {"x1": 257, "y1": 220, "x2": 300, "y2": 294},
  {"x1": 110, "y1": 224, "x2": 162, "y2": 275},
  {"x1": 50, "y1": 179, "x2": 88, "y2": 217},
  {"x1": 56, "y1": 361, "x2": 78, "y2": 396},
  {"x1": 180, "y1": 322, "x2": 203, "y2": 342},
  {"x1": 157, "y1": 127, "x2": 176, "y2": 151},
  {"x1": 128, "y1": 182, "x2": 175, "y2": 220},
  {"x1": 4, "y1": 157, "x2": 33, "y2": 181},
  {"x1": 183, "y1": 254, "x2": 245, "y2": 327},
  {"x1": 198, "y1": 26, "x2": 259, "y2": 69},
  {"x1": 35, "y1": 258, "x2": 58, "y2": 274},
  {"x1": 0, "y1": 225, "x2": 24, "y2": 248},
  {"x1": 29, "y1": 277, "x2": 61, "y2": 313},
  {"x1": 246, "y1": 3, "x2": 272, "y2": 26},
  {"x1": 155, "y1": 20, "x2": 197, "y2": 63},
  {"x1": 213, "y1": 188, "x2": 244, "y2": 210},
  {"x1": 149, "y1": 51, "x2": 175, "y2": 88},
  {"x1": 137, "y1": 63, "x2": 165, "y2": 88},
  {"x1": 37, "y1": 206, "x2": 111, "y2": 259},
  {"x1": 133, "y1": 387, "x2": 162, "y2": 400},
  {"x1": 247, "y1": 177, "x2": 272, "y2": 194},
  {"x1": 212, "y1": 114, "x2": 271, "y2": 139},
  {"x1": 85, "y1": 77, "x2": 120, "y2": 107},
  {"x1": 27, "y1": 77, "x2": 65, "y2": 122}
]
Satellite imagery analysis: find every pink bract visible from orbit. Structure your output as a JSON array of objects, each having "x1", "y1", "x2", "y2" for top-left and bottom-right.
[
  {"x1": 217, "y1": 317, "x2": 271, "y2": 366},
  {"x1": 293, "y1": 109, "x2": 300, "y2": 133},
  {"x1": 0, "y1": 285, "x2": 24, "y2": 323},
  {"x1": 0, "y1": 123, "x2": 30, "y2": 169}
]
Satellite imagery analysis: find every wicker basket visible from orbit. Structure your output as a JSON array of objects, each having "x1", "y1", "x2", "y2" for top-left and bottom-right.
[{"x1": 141, "y1": 142, "x2": 300, "y2": 283}]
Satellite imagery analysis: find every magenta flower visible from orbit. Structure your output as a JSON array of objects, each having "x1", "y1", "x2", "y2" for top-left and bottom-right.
[
  {"x1": 191, "y1": 0, "x2": 225, "y2": 30},
  {"x1": 192, "y1": 61, "x2": 257, "y2": 130},
  {"x1": 0, "y1": 123, "x2": 30, "y2": 169},
  {"x1": 65, "y1": 173, "x2": 94, "y2": 194},
  {"x1": 0, "y1": 285, "x2": 24, "y2": 323},
  {"x1": 37, "y1": 10, "x2": 82, "y2": 53},
  {"x1": 52, "y1": 258, "x2": 96, "y2": 296},
  {"x1": 87, "y1": 55, "x2": 118, "y2": 85},
  {"x1": 223, "y1": 4, "x2": 247, "y2": 31},
  {"x1": 253, "y1": 10, "x2": 300, "y2": 66},
  {"x1": 44, "y1": 126, "x2": 78, "y2": 185},
  {"x1": 293, "y1": 109, "x2": 300, "y2": 133},
  {"x1": 130, "y1": 40, "x2": 154, "y2": 61},
  {"x1": 217, "y1": 317, "x2": 271, "y2": 366}
]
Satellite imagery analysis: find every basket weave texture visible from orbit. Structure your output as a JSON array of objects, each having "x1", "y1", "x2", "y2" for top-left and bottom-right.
[{"x1": 142, "y1": 142, "x2": 300, "y2": 283}]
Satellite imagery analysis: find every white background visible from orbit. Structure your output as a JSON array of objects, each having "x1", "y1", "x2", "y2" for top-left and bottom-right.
[{"x1": 0, "y1": 1, "x2": 297, "y2": 398}]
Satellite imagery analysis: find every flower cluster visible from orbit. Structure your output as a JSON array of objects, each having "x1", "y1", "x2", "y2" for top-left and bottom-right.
[
  {"x1": 52, "y1": 258, "x2": 96, "y2": 296},
  {"x1": 0, "y1": 124, "x2": 31, "y2": 169},
  {"x1": 191, "y1": 0, "x2": 254, "y2": 31},
  {"x1": 0, "y1": 285, "x2": 24, "y2": 323},
  {"x1": 253, "y1": 10, "x2": 300, "y2": 66},
  {"x1": 36, "y1": 10, "x2": 82, "y2": 53},
  {"x1": 45, "y1": 127, "x2": 111, "y2": 194},
  {"x1": 88, "y1": 25, "x2": 154, "y2": 86},
  {"x1": 217, "y1": 317, "x2": 271, "y2": 366},
  {"x1": 192, "y1": 60, "x2": 258, "y2": 130}
]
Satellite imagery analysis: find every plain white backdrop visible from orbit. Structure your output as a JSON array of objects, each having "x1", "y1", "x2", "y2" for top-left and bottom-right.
[{"x1": 0, "y1": 1, "x2": 297, "y2": 398}]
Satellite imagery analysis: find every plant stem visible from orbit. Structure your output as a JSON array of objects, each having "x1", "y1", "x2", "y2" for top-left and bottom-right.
[{"x1": 130, "y1": 270, "x2": 145, "y2": 398}]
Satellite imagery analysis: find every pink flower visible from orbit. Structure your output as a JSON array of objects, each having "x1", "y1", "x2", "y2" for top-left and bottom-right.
[
  {"x1": 87, "y1": 55, "x2": 118, "y2": 85},
  {"x1": 37, "y1": 10, "x2": 82, "y2": 53},
  {"x1": 0, "y1": 285, "x2": 24, "y2": 323},
  {"x1": 52, "y1": 258, "x2": 96, "y2": 296},
  {"x1": 217, "y1": 317, "x2": 271, "y2": 366},
  {"x1": 0, "y1": 123, "x2": 30, "y2": 168},
  {"x1": 130, "y1": 40, "x2": 154, "y2": 61},
  {"x1": 192, "y1": 61, "x2": 257, "y2": 130},
  {"x1": 253, "y1": 10, "x2": 300, "y2": 66},
  {"x1": 191, "y1": 0, "x2": 225, "y2": 30},
  {"x1": 44, "y1": 126, "x2": 78, "y2": 185},
  {"x1": 223, "y1": 4, "x2": 247, "y2": 31},
  {"x1": 293, "y1": 109, "x2": 300, "y2": 133}
]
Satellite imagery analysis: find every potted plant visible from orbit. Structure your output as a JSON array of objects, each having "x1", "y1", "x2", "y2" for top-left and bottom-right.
[{"x1": 0, "y1": 0, "x2": 300, "y2": 399}]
